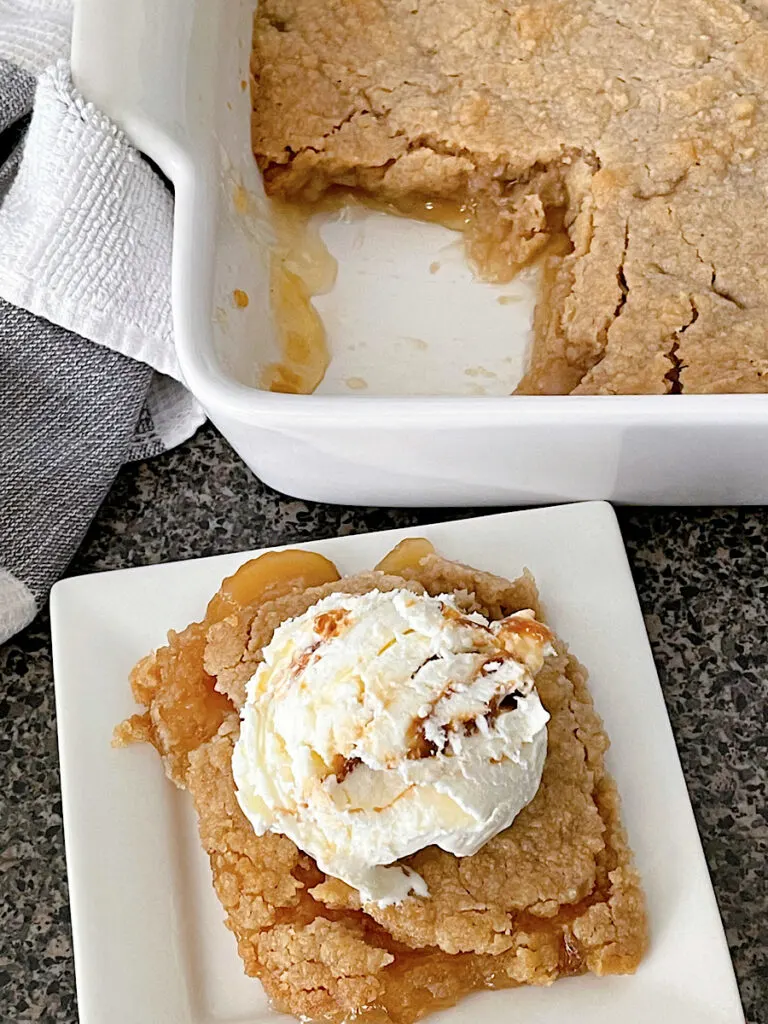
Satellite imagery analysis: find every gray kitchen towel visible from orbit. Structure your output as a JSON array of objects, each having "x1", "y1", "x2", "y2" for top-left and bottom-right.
[
  {"x1": 0, "y1": 45, "x2": 204, "y2": 641},
  {"x1": 0, "y1": 299, "x2": 152, "y2": 639}
]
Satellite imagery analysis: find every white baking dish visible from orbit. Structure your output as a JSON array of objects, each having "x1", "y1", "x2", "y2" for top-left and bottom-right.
[{"x1": 72, "y1": 0, "x2": 768, "y2": 505}]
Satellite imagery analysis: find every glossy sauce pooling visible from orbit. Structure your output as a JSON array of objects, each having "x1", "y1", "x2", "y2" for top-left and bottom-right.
[{"x1": 259, "y1": 190, "x2": 570, "y2": 395}]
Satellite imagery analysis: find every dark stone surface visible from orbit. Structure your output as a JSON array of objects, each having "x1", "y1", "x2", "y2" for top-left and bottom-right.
[{"x1": 1, "y1": 423, "x2": 765, "y2": 1022}]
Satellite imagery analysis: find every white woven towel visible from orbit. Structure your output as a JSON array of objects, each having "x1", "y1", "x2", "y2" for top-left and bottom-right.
[
  {"x1": 0, "y1": 59, "x2": 203, "y2": 443},
  {"x1": 0, "y1": 0, "x2": 72, "y2": 75}
]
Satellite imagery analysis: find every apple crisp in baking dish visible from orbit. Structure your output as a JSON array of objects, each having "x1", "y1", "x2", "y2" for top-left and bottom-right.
[{"x1": 251, "y1": 0, "x2": 768, "y2": 396}]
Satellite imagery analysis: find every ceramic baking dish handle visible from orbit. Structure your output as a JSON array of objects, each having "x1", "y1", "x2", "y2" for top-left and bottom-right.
[{"x1": 71, "y1": 0, "x2": 212, "y2": 175}]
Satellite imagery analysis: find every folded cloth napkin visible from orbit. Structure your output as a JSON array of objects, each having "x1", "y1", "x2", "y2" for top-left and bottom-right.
[{"x1": 0, "y1": 3, "x2": 205, "y2": 644}]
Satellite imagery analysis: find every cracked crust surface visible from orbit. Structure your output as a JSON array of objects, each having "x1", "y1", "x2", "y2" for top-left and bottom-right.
[
  {"x1": 116, "y1": 550, "x2": 647, "y2": 1022},
  {"x1": 252, "y1": 0, "x2": 768, "y2": 393}
]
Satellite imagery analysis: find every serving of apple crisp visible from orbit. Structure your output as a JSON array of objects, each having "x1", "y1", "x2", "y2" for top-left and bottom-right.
[{"x1": 115, "y1": 539, "x2": 647, "y2": 1022}]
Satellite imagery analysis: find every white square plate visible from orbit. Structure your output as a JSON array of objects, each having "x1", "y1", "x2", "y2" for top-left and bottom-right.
[{"x1": 51, "y1": 502, "x2": 745, "y2": 1024}]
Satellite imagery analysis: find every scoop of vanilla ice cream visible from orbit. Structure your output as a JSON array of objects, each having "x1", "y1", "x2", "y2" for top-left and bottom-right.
[{"x1": 232, "y1": 588, "x2": 552, "y2": 906}]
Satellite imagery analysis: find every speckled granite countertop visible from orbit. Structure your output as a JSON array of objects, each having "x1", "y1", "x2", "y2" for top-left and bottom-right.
[{"x1": 1, "y1": 423, "x2": 766, "y2": 1023}]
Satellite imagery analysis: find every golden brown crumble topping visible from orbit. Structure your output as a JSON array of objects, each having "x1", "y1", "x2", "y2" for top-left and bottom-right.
[{"x1": 251, "y1": 0, "x2": 768, "y2": 394}]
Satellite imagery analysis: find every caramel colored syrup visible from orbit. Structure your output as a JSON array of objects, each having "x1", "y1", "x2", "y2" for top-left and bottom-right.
[
  {"x1": 259, "y1": 200, "x2": 339, "y2": 394},
  {"x1": 259, "y1": 187, "x2": 571, "y2": 395}
]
